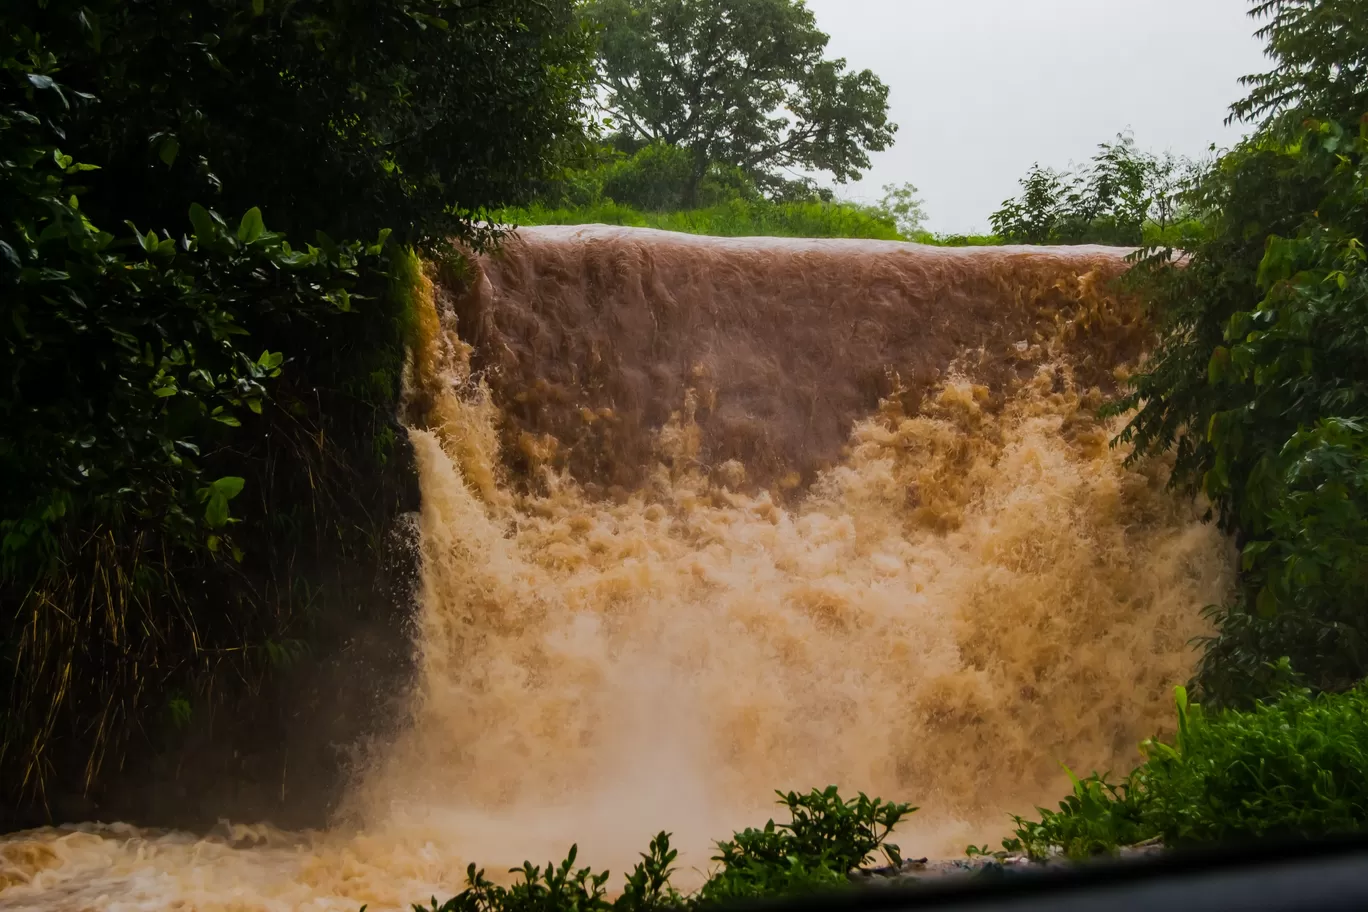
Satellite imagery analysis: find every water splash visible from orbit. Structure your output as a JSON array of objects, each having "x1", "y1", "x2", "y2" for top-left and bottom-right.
[{"x1": 0, "y1": 229, "x2": 1232, "y2": 910}]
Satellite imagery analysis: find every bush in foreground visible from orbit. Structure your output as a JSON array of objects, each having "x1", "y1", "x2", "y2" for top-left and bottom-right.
[
  {"x1": 994, "y1": 677, "x2": 1368, "y2": 861},
  {"x1": 412, "y1": 787, "x2": 914, "y2": 912},
  {"x1": 410, "y1": 685, "x2": 1368, "y2": 910}
]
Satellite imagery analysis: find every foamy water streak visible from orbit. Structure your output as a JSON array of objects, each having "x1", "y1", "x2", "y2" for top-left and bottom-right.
[{"x1": 0, "y1": 230, "x2": 1232, "y2": 910}]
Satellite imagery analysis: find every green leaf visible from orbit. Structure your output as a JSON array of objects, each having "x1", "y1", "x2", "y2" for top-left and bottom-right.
[
  {"x1": 205, "y1": 496, "x2": 230, "y2": 528},
  {"x1": 1256, "y1": 585, "x2": 1279, "y2": 618},
  {"x1": 211, "y1": 476, "x2": 246, "y2": 499},
  {"x1": 1208, "y1": 346, "x2": 1230, "y2": 384},
  {"x1": 252, "y1": 0, "x2": 264, "y2": 13},
  {"x1": 367, "y1": 227, "x2": 393, "y2": 254},
  {"x1": 213, "y1": 413, "x2": 242, "y2": 427},
  {"x1": 315, "y1": 230, "x2": 339, "y2": 261},
  {"x1": 159, "y1": 135, "x2": 179, "y2": 166},
  {"x1": 237, "y1": 207, "x2": 265, "y2": 243},
  {"x1": 189, "y1": 202, "x2": 217, "y2": 240},
  {"x1": 78, "y1": 8, "x2": 103, "y2": 51}
]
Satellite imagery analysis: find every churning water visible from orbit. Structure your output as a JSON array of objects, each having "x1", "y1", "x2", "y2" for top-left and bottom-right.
[{"x1": 0, "y1": 228, "x2": 1232, "y2": 910}]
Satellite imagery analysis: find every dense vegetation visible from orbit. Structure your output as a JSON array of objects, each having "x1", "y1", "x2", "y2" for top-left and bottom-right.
[
  {"x1": 990, "y1": 132, "x2": 1199, "y2": 247},
  {"x1": 506, "y1": 0, "x2": 931, "y2": 244},
  {"x1": 978, "y1": 0, "x2": 1368, "y2": 862},
  {"x1": 583, "y1": 0, "x2": 895, "y2": 205},
  {"x1": 1, "y1": 0, "x2": 593, "y2": 822},
  {"x1": 1107, "y1": 0, "x2": 1368, "y2": 705},
  {"x1": 986, "y1": 679, "x2": 1368, "y2": 860},
  {"x1": 499, "y1": 141, "x2": 986, "y2": 243}
]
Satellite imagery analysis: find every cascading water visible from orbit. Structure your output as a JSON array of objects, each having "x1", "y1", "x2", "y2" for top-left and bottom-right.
[{"x1": 0, "y1": 228, "x2": 1233, "y2": 910}]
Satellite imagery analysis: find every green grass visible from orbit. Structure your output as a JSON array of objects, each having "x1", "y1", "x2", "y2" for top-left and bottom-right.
[
  {"x1": 984, "y1": 676, "x2": 1368, "y2": 861},
  {"x1": 497, "y1": 200, "x2": 1007, "y2": 245}
]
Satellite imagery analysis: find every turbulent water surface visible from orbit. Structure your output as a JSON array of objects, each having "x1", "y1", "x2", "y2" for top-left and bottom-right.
[{"x1": 0, "y1": 228, "x2": 1233, "y2": 910}]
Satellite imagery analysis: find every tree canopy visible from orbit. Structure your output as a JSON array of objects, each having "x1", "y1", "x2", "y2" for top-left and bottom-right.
[
  {"x1": 1109, "y1": 0, "x2": 1368, "y2": 704},
  {"x1": 2, "y1": 0, "x2": 595, "y2": 817},
  {"x1": 584, "y1": 0, "x2": 896, "y2": 204},
  {"x1": 990, "y1": 133, "x2": 1195, "y2": 246}
]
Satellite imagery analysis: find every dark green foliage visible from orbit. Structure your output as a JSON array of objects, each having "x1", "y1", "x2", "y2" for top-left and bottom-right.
[
  {"x1": 417, "y1": 835, "x2": 681, "y2": 912},
  {"x1": 595, "y1": 142, "x2": 758, "y2": 212},
  {"x1": 996, "y1": 681, "x2": 1368, "y2": 859},
  {"x1": 14, "y1": 0, "x2": 594, "y2": 249},
  {"x1": 2, "y1": 0, "x2": 593, "y2": 817},
  {"x1": 1105, "y1": 0, "x2": 1368, "y2": 703},
  {"x1": 698, "y1": 787, "x2": 914, "y2": 902},
  {"x1": 991, "y1": 134, "x2": 1194, "y2": 246},
  {"x1": 1, "y1": 118, "x2": 388, "y2": 572},
  {"x1": 1230, "y1": 0, "x2": 1368, "y2": 134},
  {"x1": 584, "y1": 0, "x2": 895, "y2": 205},
  {"x1": 416, "y1": 788, "x2": 914, "y2": 912},
  {"x1": 991, "y1": 164, "x2": 1070, "y2": 245}
]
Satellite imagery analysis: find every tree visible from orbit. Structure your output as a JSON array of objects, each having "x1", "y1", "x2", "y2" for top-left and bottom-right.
[
  {"x1": 1147, "y1": 150, "x2": 1201, "y2": 237},
  {"x1": 877, "y1": 182, "x2": 926, "y2": 237},
  {"x1": 990, "y1": 164, "x2": 1067, "y2": 244},
  {"x1": 1107, "y1": 0, "x2": 1368, "y2": 704},
  {"x1": 1057, "y1": 132, "x2": 1153, "y2": 243},
  {"x1": 989, "y1": 133, "x2": 1191, "y2": 245},
  {"x1": 1230, "y1": 0, "x2": 1368, "y2": 134},
  {"x1": 20, "y1": 0, "x2": 595, "y2": 250},
  {"x1": 585, "y1": 0, "x2": 896, "y2": 206},
  {"x1": 1, "y1": 0, "x2": 596, "y2": 817}
]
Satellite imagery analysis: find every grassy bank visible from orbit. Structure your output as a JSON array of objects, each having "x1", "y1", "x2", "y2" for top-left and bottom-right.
[{"x1": 499, "y1": 199, "x2": 1001, "y2": 245}]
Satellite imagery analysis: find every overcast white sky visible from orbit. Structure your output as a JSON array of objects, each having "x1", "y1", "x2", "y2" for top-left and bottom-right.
[{"x1": 802, "y1": 0, "x2": 1270, "y2": 234}]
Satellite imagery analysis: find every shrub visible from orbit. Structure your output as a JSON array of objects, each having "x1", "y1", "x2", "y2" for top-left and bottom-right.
[
  {"x1": 697, "y1": 787, "x2": 913, "y2": 902},
  {"x1": 1108, "y1": 0, "x2": 1368, "y2": 702},
  {"x1": 416, "y1": 787, "x2": 915, "y2": 912},
  {"x1": 1, "y1": 0, "x2": 594, "y2": 817},
  {"x1": 998, "y1": 679, "x2": 1368, "y2": 860}
]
